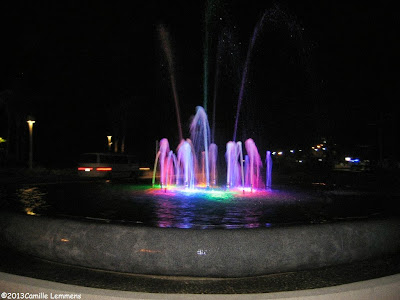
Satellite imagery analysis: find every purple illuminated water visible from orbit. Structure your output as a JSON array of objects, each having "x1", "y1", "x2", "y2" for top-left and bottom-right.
[
  {"x1": 177, "y1": 140, "x2": 195, "y2": 188},
  {"x1": 158, "y1": 138, "x2": 170, "y2": 188},
  {"x1": 245, "y1": 138, "x2": 263, "y2": 190},
  {"x1": 266, "y1": 151, "x2": 272, "y2": 188},
  {"x1": 165, "y1": 150, "x2": 177, "y2": 186},
  {"x1": 153, "y1": 106, "x2": 270, "y2": 192},
  {"x1": 209, "y1": 143, "x2": 218, "y2": 186},
  {"x1": 225, "y1": 141, "x2": 244, "y2": 189},
  {"x1": 233, "y1": 12, "x2": 268, "y2": 142},
  {"x1": 190, "y1": 106, "x2": 211, "y2": 187}
]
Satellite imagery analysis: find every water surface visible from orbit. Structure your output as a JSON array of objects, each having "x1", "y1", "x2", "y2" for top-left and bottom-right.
[{"x1": 0, "y1": 181, "x2": 397, "y2": 229}]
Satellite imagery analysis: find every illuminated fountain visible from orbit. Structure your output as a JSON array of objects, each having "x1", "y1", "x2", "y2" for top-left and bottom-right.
[
  {"x1": 177, "y1": 139, "x2": 195, "y2": 188},
  {"x1": 152, "y1": 106, "x2": 268, "y2": 194},
  {"x1": 0, "y1": 5, "x2": 398, "y2": 292},
  {"x1": 190, "y1": 106, "x2": 211, "y2": 187},
  {"x1": 245, "y1": 138, "x2": 263, "y2": 190},
  {"x1": 266, "y1": 150, "x2": 272, "y2": 188},
  {"x1": 208, "y1": 143, "x2": 218, "y2": 186},
  {"x1": 152, "y1": 6, "x2": 274, "y2": 194},
  {"x1": 226, "y1": 141, "x2": 244, "y2": 189}
]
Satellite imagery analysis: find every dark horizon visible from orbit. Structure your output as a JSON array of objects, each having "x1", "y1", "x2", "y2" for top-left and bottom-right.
[{"x1": 0, "y1": 1, "x2": 398, "y2": 167}]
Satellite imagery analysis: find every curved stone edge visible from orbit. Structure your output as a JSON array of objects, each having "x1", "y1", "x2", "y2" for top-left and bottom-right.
[{"x1": 1, "y1": 211, "x2": 399, "y2": 277}]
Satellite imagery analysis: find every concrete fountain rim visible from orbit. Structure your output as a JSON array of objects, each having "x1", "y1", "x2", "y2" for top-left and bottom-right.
[{"x1": 1, "y1": 211, "x2": 399, "y2": 278}]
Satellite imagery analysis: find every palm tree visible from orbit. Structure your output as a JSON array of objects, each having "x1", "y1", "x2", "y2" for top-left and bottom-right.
[
  {"x1": 0, "y1": 89, "x2": 31, "y2": 164},
  {"x1": 0, "y1": 90, "x2": 13, "y2": 162},
  {"x1": 106, "y1": 98, "x2": 132, "y2": 154}
]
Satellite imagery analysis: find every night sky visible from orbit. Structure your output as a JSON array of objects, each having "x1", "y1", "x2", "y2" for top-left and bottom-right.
[{"x1": 0, "y1": 1, "x2": 398, "y2": 167}]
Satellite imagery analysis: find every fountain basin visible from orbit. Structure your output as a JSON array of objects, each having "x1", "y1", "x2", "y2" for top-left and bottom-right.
[{"x1": 1, "y1": 211, "x2": 399, "y2": 277}]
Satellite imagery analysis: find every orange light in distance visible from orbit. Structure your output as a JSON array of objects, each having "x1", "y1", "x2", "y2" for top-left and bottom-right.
[{"x1": 96, "y1": 167, "x2": 112, "y2": 171}]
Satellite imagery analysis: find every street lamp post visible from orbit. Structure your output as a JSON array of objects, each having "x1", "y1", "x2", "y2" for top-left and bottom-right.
[{"x1": 27, "y1": 120, "x2": 35, "y2": 169}]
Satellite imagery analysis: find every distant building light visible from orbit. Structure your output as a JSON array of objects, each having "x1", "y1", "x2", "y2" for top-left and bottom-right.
[
  {"x1": 322, "y1": 147, "x2": 326, "y2": 150},
  {"x1": 345, "y1": 157, "x2": 351, "y2": 162},
  {"x1": 318, "y1": 158, "x2": 323, "y2": 161},
  {"x1": 298, "y1": 160, "x2": 303, "y2": 163},
  {"x1": 272, "y1": 152, "x2": 276, "y2": 155},
  {"x1": 277, "y1": 151, "x2": 283, "y2": 155},
  {"x1": 290, "y1": 150, "x2": 294, "y2": 153},
  {"x1": 299, "y1": 149, "x2": 302, "y2": 152},
  {"x1": 96, "y1": 167, "x2": 112, "y2": 171},
  {"x1": 139, "y1": 167, "x2": 150, "y2": 171}
]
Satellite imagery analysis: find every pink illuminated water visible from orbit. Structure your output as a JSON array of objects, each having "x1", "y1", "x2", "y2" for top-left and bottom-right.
[
  {"x1": 245, "y1": 138, "x2": 263, "y2": 189},
  {"x1": 153, "y1": 106, "x2": 271, "y2": 193},
  {"x1": 158, "y1": 138, "x2": 170, "y2": 188}
]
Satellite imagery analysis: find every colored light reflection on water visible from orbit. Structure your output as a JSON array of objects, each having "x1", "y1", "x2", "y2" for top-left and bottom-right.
[
  {"x1": 144, "y1": 185, "x2": 282, "y2": 228},
  {"x1": 1, "y1": 182, "x2": 394, "y2": 230},
  {"x1": 148, "y1": 185, "x2": 273, "y2": 202}
]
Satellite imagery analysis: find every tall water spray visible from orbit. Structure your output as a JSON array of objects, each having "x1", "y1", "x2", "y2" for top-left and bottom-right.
[
  {"x1": 233, "y1": 12, "x2": 268, "y2": 142},
  {"x1": 226, "y1": 141, "x2": 244, "y2": 189},
  {"x1": 165, "y1": 151, "x2": 178, "y2": 186},
  {"x1": 158, "y1": 138, "x2": 170, "y2": 188},
  {"x1": 190, "y1": 107, "x2": 211, "y2": 187},
  {"x1": 158, "y1": 25, "x2": 183, "y2": 141},
  {"x1": 209, "y1": 143, "x2": 218, "y2": 186},
  {"x1": 244, "y1": 138, "x2": 262, "y2": 190},
  {"x1": 211, "y1": 35, "x2": 223, "y2": 143},
  {"x1": 177, "y1": 140, "x2": 195, "y2": 188},
  {"x1": 266, "y1": 150, "x2": 272, "y2": 188},
  {"x1": 203, "y1": 0, "x2": 219, "y2": 112}
]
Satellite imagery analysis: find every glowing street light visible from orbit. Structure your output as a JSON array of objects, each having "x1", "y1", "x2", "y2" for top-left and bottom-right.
[
  {"x1": 107, "y1": 136, "x2": 112, "y2": 151},
  {"x1": 27, "y1": 119, "x2": 35, "y2": 169}
]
